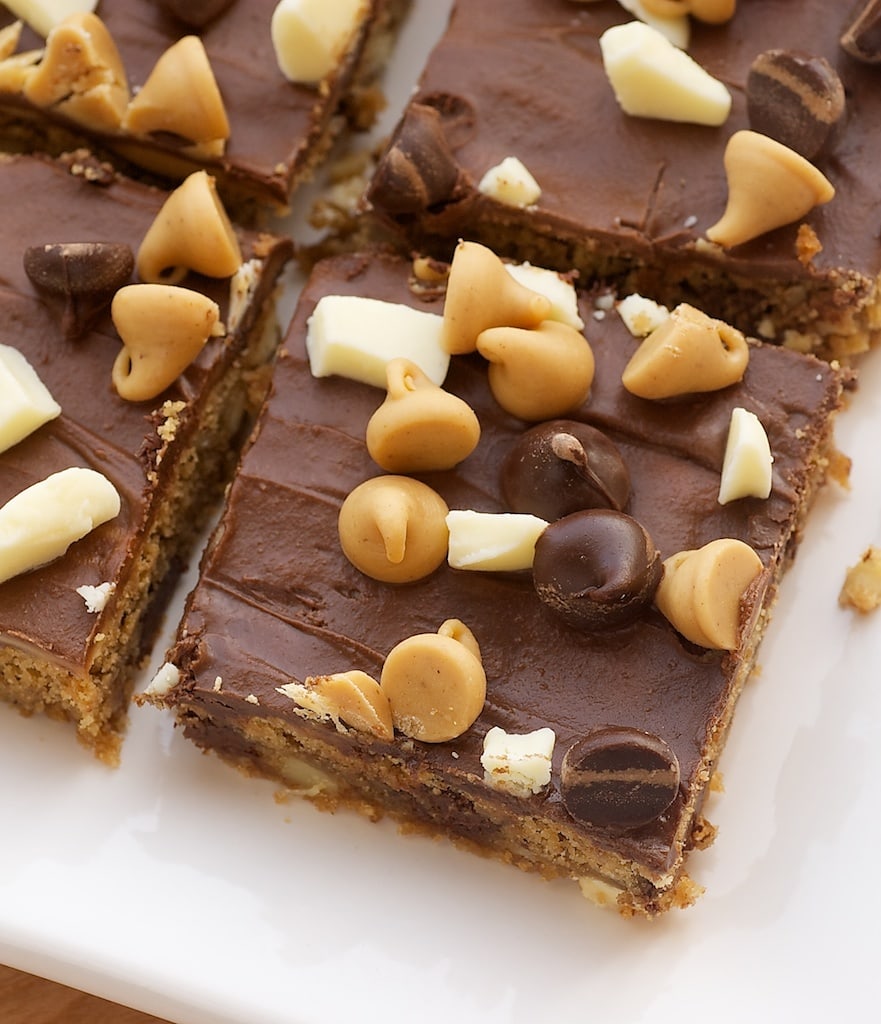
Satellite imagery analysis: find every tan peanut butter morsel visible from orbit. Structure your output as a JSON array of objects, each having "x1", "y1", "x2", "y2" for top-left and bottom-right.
[
  {"x1": 136, "y1": 171, "x2": 242, "y2": 285},
  {"x1": 641, "y1": 0, "x2": 736, "y2": 23},
  {"x1": 281, "y1": 671, "x2": 394, "y2": 740},
  {"x1": 366, "y1": 358, "x2": 481, "y2": 473},
  {"x1": 0, "y1": 20, "x2": 22, "y2": 59},
  {"x1": 476, "y1": 319, "x2": 595, "y2": 421},
  {"x1": 706, "y1": 130, "x2": 835, "y2": 249},
  {"x1": 111, "y1": 283, "x2": 223, "y2": 402},
  {"x1": 338, "y1": 475, "x2": 449, "y2": 584},
  {"x1": 380, "y1": 619, "x2": 487, "y2": 743},
  {"x1": 441, "y1": 241, "x2": 551, "y2": 355},
  {"x1": 122, "y1": 35, "x2": 229, "y2": 154},
  {"x1": 22, "y1": 12, "x2": 129, "y2": 130},
  {"x1": 654, "y1": 538, "x2": 763, "y2": 650},
  {"x1": 622, "y1": 303, "x2": 749, "y2": 399}
]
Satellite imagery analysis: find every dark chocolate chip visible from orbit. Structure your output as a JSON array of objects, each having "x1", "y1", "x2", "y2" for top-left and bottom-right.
[
  {"x1": 841, "y1": 1, "x2": 881, "y2": 63},
  {"x1": 532, "y1": 509, "x2": 661, "y2": 631},
  {"x1": 561, "y1": 727, "x2": 680, "y2": 830},
  {"x1": 23, "y1": 242, "x2": 135, "y2": 343},
  {"x1": 159, "y1": 0, "x2": 236, "y2": 28},
  {"x1": 501, "y1": 419, "x2": 631, "y2": 521},
  {"x1": 746, "y1": 50, "x2": 846, "y2": 161},
  {"x1": 367, "y1": 104, "x2": 460, "y2": 215}
]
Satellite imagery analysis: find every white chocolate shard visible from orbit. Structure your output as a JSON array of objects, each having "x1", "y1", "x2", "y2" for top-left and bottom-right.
[
  {"x1": 446, "y1": 509, "x2": 548, "y2": 572},
  {"x1": 599, "y1": 20, "x2": 731, "y2": 126},
  {"x1": 143, "y1": 661, "x2": 181, "y2": 698},
  {"x1": 0, "y1": 467, "x2": 120, "y2": 584},
  {"x1": 306, "y1": 295, "x2": 449, "y2": 389},
  {"x1": 481, "y1": 725, "x2": 556, "y2": 797},
  {"x1": 478, "y1": 156, "x2": 541, "y2": 208},
  {"x1": 3, "y1": 0, "x2": 96, "y2": 38},
  {"x1": 718, "y1": 407, "x2": 773, "y2": 505},
  {"x1": 271, "y1": 0, "x2": 366, "y2": 84},
  {"x1": 616, "y1": 293, "x2": 670, "y2": 337},
  {"x1": 504, "y1": 263, "x2": 584, "y2": 330},
  {"x1": 76, "y1": 580, "x2": 114, "y2": 613},
  {"x1": 0, "y1": 344, "x2": 61, "y2": 453},
  {"x1": 618, "y1": 0, "x2": 690, "y2": 48}
]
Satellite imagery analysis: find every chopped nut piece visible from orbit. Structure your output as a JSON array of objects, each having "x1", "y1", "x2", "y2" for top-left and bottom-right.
[
  {"x1": 441, "y1": 241, "x2": 551, "y2": 356},
  {"x1": 270, "y1": 0, "x2": 366, "y2": 84},
  {"x1": 22, "y1": 12, "x2": 129, "y2": 130},
  {"x1": 0, "y1": 20, "x2": 22, "y2": 59},
  {"x1": 380, "y1": 619, "x2": 486, "y2": 743},
  {"x1": 599, "y1": 20, "x2": 731, "y2": 126},
  {"x1": 136, "y1": 171, "x2": 242, "y2": 285},
  {"x1": 616, "y1": 293, "x2": 670, "y2": 338},
  {"x1": 122, "y1": 36, "x2": 229, "y2": 151},
  {"x1": 481, "y1": 725, "x2": 556, "y2": 797},
  {"x1": 111, "y1": 284, "x2": 223, "y2": 402},
  {"x1": 622, "y1": 303, "x2": 749, "y2": 399},
  {"x1": 278, "y1": 671, "x2": 394, "y2": 740},
  {"x1": 718, "y1": 407, "x2": 773, "y2": 505},
  {"x1": 0, "y1": 343, "x2": 61, "y2": 453},
  {"x1": 338, "y1": 475, "x2": 449, "y2": 584},
  {"x1": 0, "y1": 467, "x2": 120, "y2": 585},
  {"x1": 476, "y1": 319, "x2": 595, "y2": 421},
  {"x1": 366, "y1": 358, "x2": 481, "y2": 473},
  {"x1": 75, "y1": 580, "x2": 114, "y2": 613},
  {"x1": 143, "y1": 662, "x2": 181, "y2": 699},
  {"x1": 706, "y1": 130, "x2": 835, "y2": 248},
  {"x1": 0, "y1": 47, "x2": 42, "y2": 93},
  {"x1": 446, "y1": 509, "x2": 548, "y2": 572},
  {"x1": 306, "y1": 294, "x2": 448, "y2": 389},
  {"x1": 839, "y1": 547, "x2": 881, "y2": 613},
  {"x1": 654, "y1": 538, "x2": 764, "y2": 650},
  {"x1": 478, "y1": 156, "x2": 541, "y2": 208},
  {"x1": 4, "y1": 0, "x2": 97, "y2": 39}
]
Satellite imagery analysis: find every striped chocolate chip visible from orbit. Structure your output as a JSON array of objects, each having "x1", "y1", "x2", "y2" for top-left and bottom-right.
[
  {"x1": 746, "y1": 49, "x2": 845, "y2": 160},
  {"x1": 561, "y1": 726, "x2": 680, "y2": 829}
]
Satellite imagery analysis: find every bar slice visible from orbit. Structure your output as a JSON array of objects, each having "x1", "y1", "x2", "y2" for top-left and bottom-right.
[
  {"x1": 143, "y1": 249, "x2": 844, "y2": 915},
  {"x1": 0, "y1": 151, "x2": 292, "y2": 762}
]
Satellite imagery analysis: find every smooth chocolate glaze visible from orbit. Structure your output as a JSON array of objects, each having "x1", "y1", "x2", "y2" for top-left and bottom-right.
[
  {"x1": 0, "y1": 153, "x2": 291, "y2": 673},
  {"x1": 166, "y1": 251, "x2": 842, "y2": 876},
  {"x1": 367, "y1": 0, "x2": 881, "y2": 318}
]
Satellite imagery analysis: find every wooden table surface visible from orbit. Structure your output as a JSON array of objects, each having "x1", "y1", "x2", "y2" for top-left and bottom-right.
[{"x1": 0, "y1": 964, "x2": 171, "y2": 1023}]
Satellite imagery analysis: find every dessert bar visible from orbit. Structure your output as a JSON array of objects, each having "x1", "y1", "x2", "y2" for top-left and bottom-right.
[
  {"x1": 366, "y1": 0, "x2": 881, "y2": 358},
  {"x1": 144, "y1": 247, "x2": 844, "y2": 914},
  {"x1": 0, "y1": 151, "x2": 291, "y2": 762}
]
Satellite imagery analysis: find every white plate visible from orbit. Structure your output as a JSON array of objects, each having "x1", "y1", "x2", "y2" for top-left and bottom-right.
[{"x1": 2, "y1": 4, "x2": 881, "y2": 1021}]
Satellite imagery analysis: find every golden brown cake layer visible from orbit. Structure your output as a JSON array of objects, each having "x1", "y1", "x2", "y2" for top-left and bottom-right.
[{"x1": 147, "y1": 251, "x2": 844, "y2": 914}]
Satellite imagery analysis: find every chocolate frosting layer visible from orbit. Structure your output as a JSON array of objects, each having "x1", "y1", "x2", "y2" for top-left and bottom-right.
[
  {"x1": 171, "y1": 251, "x2": 841, "y2": 875},
  {"x1": 368, "y1": 0, "x2": 881, "y2": 288},
  {"x1": 0, "y1": 153, "x2": 290, "y2": 671}
]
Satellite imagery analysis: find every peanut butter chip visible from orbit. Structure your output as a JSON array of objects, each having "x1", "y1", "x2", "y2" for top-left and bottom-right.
[
  {"x1": 441, "y1": 241, "x2": 551, "y2": 355},
  {"x1": 476, "y1": 319, "x2": 595, "y2": 421},
  {"x1": 338, "y1": 476, "x2": 449, "y2": 584},
  {"x1": 654, "y1": 538, "x2": 764, "y2": 650},
  {"x1": 380, "y1": 619, "x2": 487, "y2": 742},
  {"x1": 621, "y1": 303, "x2": 749, "y2": 399},
  {"x1": 282, "y1": 671, "x2": 394, "y2": 740},
  {"x1": 366, "y1": 358, "x2": 480, "y2": 472},
  {"x1": 642, "y1": 0, "x2": 735, "y2": 22},
  {"x1": 706, "y1": 130, "x2": 834, "y2": 249},
  {"x1": 111, "y1": 283, "x2": 222, "y2": 402},
  {"x1": 136, "y1": 171, "x2": 242, "y2": 285}
]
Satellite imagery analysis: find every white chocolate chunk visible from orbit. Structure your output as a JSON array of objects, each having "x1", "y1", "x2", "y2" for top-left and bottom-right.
[
  {"x1": 306, "y1": 294, "x2": 449, "y2": 389},
  {"x1": 578, "y1": 876, "x2": 624, "y2": 910},
  {"x1": 617, "y1": 0, "x2": 690, "y2": 49},
  {"x1": 478, "y1": 156, "x2": 541, "y2": 208},
  {"x1": 271, "y1": 0, "x2": 365, "y2": 84},
  {"x1": 481, "y1": 725, "x2": 556, "y2": 797},
  {"x1": 718, "y1": 407, "x2": 773, "y2": 504},
  {"x1": 143, "y1": 661, "x2": 181, "y2": 698},
  {"x1": 0, "y1": 467, "x2": 120, "y2": 584},
  {"x1": 504, "y1": 263, "x2": 584, "y2": 330},
  {"x1": 76, "y1": 580, "x2": 114, "y2": 613},
  {"x1": 0, "y1": 344, "x2": 61, "y2": 453},
  {"x1": 3, "y1": 0, "x2": 96, "y2": 38},
  {"x1": 599, "y1": 21, "x2": 731, "y2": 126},
  {"x1": 616, "y1": 293, "x2": 670, "y2": 337},
  {"x1": 446, "y1": 509, "x2": 547, "y2": 572}
]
